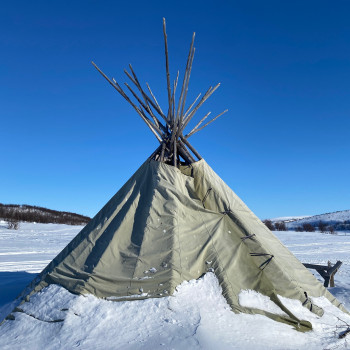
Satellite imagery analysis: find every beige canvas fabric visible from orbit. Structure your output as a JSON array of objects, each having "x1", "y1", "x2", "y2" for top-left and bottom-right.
[{"x1": 18, "y1": 159, "x2": 347, "y2": 330}]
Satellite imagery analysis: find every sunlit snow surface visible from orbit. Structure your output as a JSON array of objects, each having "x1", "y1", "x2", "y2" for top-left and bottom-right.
[
  {"x1": 0, "y1": 221, "x2": 350, "y2": 349},
  {"x1": 0, "y1": 221, "x2": 82, "y2": 273}
]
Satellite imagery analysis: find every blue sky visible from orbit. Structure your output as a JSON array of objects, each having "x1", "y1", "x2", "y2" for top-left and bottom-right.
[{"x1": 1, "y1": 0, "x2": 350, "y2": 219}]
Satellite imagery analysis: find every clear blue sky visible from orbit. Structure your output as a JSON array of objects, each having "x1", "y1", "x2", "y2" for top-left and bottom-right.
[{"x1": 1, "y1": 0, "x2": 350, "y2": 219}]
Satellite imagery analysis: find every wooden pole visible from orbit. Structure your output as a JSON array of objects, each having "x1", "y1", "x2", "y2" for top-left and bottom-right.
[
  {"x1": 168, "y1": 73, "x2": 180, "y2": 150},
  {"x1": 180, "y1": 136, "x2": 202, "y2": 160},
  {"x1": 173, "y1": 140, "x2": 177, "y2": 167},
  {"x1": 160, "y1": 142, "x2": 166, "y2": 162},
  {"x1": 124, "y1": 82, "x2": 166, "y2": 133},
  {"x1": 177, "y1": 146, "x2": 193, "y2": 164},
  {"x1": 135, "y1": 107, "x2": 163, "y2": 142},
  {"x1": 176, "y1": 33, "x2": 195, "y2": 121},
  {"x1": 180, "y1": 46, "x2": 195, "y2": 122},
  {"x1": 186, "y1": 111, "x2": 211, "y2": 138},
  {"x1": 94, "y1": 19, "x2": 228, "y2": 166},
  {"x1": 188, "y1": 83, "x2": 219, "y2": 117},
  {"x1": 176, "y1": 46, "x2": 195, "y2": 143},
  {"x1": 178, "y1": 139, "x2": 195, "y2": 163},
  {"x1": 124, "y1": 68, "x2": 169, "y2": 125},
  {"x1": 163, "y1": 18, "x2": 173, "y2": 123},
  {"x1": 92, "y1": 61, "x2": 125, "y2": 94},
  {"x1": 146, "y1": 83, "x2": 166, "y2": 122},
  {"x1": 149, "y1": 144, "x2": 163, "y2": 160},
  {"x1": 127, "y1": 65, "x2": 164, "y2": 130},
  {"x1": 91, "y1": 62, "x2": 162, "y2": 142},
  {"x1": 171, "y1": 71, "x2": 179, "y2": 124},
  {"x1": 183, "y1": 93, "x2": 201, "y2": 120},
  {"x1": 185, "y1": 109, "x2": 228, "y2": 138},
  {"x1": 138, "y1": 105, "x2": 165, "y2": 137},
  {"x1": 180, "y1": 86, "x2": 212, "y2": 132},
  {"x1": 180, "y1": 83, "x2": 221, "y2": 134}
]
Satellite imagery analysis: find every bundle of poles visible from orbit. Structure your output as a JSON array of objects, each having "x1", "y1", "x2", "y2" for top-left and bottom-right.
[{"x1": 92, "y1": 18, "x2": 227, "y2": 167}]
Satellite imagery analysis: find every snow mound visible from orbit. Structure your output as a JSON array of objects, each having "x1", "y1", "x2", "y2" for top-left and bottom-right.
[
  {"x1": 239, "y1": 290, "x2": 286, "y2": 315},
  {"x1": 1, "y1": 273, "x2": 350, "y2": 350}
]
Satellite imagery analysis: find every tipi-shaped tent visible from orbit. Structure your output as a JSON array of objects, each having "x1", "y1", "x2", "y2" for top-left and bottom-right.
[{"x1": 5, "y1": 19, "x2": 348, "y2": 331}]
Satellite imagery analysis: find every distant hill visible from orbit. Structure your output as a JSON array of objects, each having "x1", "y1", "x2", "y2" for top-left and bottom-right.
[
  {"x1": 0, "y1": 203, "x2": 90, "y2": 226},
  {"x1": 271, "y1": 210, "x2": 350, "y2": 231},
  {"x1": 270, "y1": 216, "x2": 310, "y2": 223}
]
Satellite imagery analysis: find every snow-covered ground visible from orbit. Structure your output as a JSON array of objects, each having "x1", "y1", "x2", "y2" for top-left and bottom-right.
[
  {"x1": 276, "y1": 230, "x2": 350, "y2": 318},
  {"x1": 0, "y1": 221, "x2": 82, "y2": 319},
  {"x1": 0, "y1": 222, "x2": 349, "y2": 349},
  {"x1": 0, "y1": 221, "x2": 82, "y2": 273}
]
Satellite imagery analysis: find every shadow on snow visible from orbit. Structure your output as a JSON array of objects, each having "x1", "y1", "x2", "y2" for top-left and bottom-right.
[{"x1": 0, "y1": 271, "x2": 37, "y2": 307}]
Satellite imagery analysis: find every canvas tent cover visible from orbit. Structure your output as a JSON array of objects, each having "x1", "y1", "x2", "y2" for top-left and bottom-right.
[{"x1": 20, "y1": 158, "x2": 347, "y2": 330}]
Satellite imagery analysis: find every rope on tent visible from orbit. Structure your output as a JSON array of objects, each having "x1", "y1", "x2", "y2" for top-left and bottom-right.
[
  {"x1": 249, "y1": 253, "x2": 274, "y2": 270},
  {"x1": 249, "y1": 253, "x2": 272, "y2": 257},
  {"x1": 7, "y1": 307, "x2": 66, "y2": 323},
  {"x1": 202, "y1": 188, "x2": 212, "y2": 208},
  {"x1": 220, "y1": 209, "x2": 232, "y2": 215},
  {"x1": 302, "y1": 291, "x2": 317, "y2": 314},
  {"x1": 241, "y1": 234, "x2": 256, "y2": 241}
]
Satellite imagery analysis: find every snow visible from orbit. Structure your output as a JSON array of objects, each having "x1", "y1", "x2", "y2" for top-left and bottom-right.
[
  {"x1": 0, "y1": 222, "x2": 350, "y2": 349},
  {"x1": 238, "y1": 290, "x2": 286, "y2": 315},
  {"x1": 0, "y1": 221, "x2": 82, "y2": 273},
  {"x1": 274, "y1": 230, "x2": 350, "y2": 311},
  {"x1": 0, "y1": 222, "x2": 82, "y2": 322}
]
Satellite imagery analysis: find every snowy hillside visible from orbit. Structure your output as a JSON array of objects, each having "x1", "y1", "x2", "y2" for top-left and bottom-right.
[
  {"x1": 0, "y1": 222, "x2": 349, "y2": 349},
  {"x1": 270, "y1": 216, "x2": 311, "y2": 223},
  {"x1": 286, "y1": 210, "x2": 350, "y2": 230}
]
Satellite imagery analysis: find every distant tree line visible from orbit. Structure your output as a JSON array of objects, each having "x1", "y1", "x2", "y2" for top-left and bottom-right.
[
  {"x1": 0, "y1": 203, "x2": 90, "y2": 227},
  {"x1": 295, "y1": 223, "x2": 315, "y2": 232},
  {"x1": 333, "y1": 220, "x2": 350, "y2": 231},
  {"x1": 295, "y1": 221, "x2": 336, "y2": 233},
  {"x1": 263, "y1": 220, "x2": 287, "y2": 231}
]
